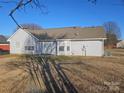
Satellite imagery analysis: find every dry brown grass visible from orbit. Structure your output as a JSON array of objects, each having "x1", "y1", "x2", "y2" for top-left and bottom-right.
[
  {"x1": 51, "y1": 49, "x2": 124, "y2": 93},
  {"x1": 0, "y1": 57, "x2": 45, "y2": 93},
  {"x1": 106, "y1": 48, "x2": 124, "y2": 56},
  {"x1": 0, "y1": 49, "x2": 123, "y2": 93},
  {"x1": 55, "y1": 56, "x2": 124, "y2": 93},
  {"x1": 0, "y1": 61, "x2": 28, "y2": 93}
]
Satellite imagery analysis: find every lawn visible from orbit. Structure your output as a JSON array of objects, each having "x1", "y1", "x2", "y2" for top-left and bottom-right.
[
  {"x1": 0, "y1": 49, "x2": 123, "y2": 93},
  {"x1": 106, "y1": 48, "x2": 124, "y2": 57},
  {"x1": 54, "y1": 56, "x2": 124, "y2": 93}
]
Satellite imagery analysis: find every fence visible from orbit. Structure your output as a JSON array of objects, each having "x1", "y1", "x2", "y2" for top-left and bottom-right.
[{"x1": 0, "y1": 50, "x2": 9, "y2": 55}]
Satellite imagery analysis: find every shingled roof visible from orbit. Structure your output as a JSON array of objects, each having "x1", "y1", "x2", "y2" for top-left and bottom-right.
[{"x1": 24, "y1": 26, "x2": 106, "y2": 40}]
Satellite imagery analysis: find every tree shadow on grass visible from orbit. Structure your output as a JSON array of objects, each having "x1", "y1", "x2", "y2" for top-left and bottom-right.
[
  {"x1": 2, "y1": 55, "x2": 79, "y2": 93},
  {"x1": 28, "y1": 55, "x2": 78, "y2": 93}
]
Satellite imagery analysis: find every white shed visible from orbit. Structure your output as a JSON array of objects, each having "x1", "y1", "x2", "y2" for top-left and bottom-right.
[
  {"x1": 117, "y1": 40, "x2": 124, "y2": 48},
  {"x1": 8, "y1": 26, "x2": 106, "y2": 56}
]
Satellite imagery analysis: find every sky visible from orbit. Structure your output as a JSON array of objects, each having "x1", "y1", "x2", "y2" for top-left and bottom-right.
[{"x1": 0, "y1": 0, "x2": 124, "y2": 39}]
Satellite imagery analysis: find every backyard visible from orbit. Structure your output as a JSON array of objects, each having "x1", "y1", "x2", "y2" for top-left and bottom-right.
[{"x1": 0, "y1": 49, "x2": 124, "y2": 93}]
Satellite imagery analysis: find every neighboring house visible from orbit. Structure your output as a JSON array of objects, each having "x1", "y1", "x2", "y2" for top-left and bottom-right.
[
  {"x1": 0, "y1": 44, "x2": 10, "y2": 51},
  {"x1": 7, "y1": 26, "x2": 106, "y2": 56},
  {"x1": 117, "y1": 40, "x2": 124, "y2": 48}
]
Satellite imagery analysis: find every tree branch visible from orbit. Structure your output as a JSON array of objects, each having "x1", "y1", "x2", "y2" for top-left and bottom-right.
[{"x1": 9, "y1": 0, "x2": 33, "y2": 28}]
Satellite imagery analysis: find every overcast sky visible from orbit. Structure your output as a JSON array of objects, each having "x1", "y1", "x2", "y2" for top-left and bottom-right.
[{"x1": 0, "y1": 0, "x2": 124, "y2": 39}]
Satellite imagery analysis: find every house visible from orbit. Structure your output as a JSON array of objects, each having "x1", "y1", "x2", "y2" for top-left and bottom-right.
[
  {"x1": 117, "y1": 40, "x2": 124, "y2": 48},
  {"x1": 0, "y1": 44, "x2": 10, "y2": 51},
  {"x1": 7, "y1": 26, "x2": 106, "y2": 56},
  {"x1": 0, "y1": 44, "x2": 10, "y2": 55}
]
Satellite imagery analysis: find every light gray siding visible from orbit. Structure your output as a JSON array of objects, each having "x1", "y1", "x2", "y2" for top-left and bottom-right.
[
  {"x1": 57, "y1": 40, "x2": 71, "y2": 55},
  {"x1": 8, "y1": 29, "x2": 37, "y2": 54},
  {"x1": 71, "y1": 41, "x2": 82, "y2": 55},
  {"x1": 71, "y1": 40, "x2": 104, "y2": 56},
  {"x1": 41, "y1": 40, "x2": 104, "y2": 56}
]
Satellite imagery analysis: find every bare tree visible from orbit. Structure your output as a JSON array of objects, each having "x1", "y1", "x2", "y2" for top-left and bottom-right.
[
  {"x1": 103, "y1": 21, "x2": 121, "y2": 48},
  {"x1": 0, "y1": 0, "x2": 45, "y2": 28},
  {"x1": 0, "y1": 0, "x2": 99, "y2": 28},
  {"x1": 16, "y1": 23, "x2": 43, "y2": 30}
]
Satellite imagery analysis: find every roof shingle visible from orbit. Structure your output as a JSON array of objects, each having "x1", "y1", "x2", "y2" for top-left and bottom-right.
[{"x1": 24, "y1": 26, "x2": 106, "y2": 40}]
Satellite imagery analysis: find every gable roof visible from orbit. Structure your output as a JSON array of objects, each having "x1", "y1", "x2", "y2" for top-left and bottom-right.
[
  {"x1": 7, "y1": 28, "x2": 39, "y2": 41},
  {"x1": 24, "y1": 26, "x2": 106, "y2": 40}
]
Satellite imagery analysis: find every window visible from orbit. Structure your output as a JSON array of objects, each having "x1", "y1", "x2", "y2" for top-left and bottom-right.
[
  {"x1": 67, "y1": 46, "x2": 70, "y2": 51},
  {"x1": 25, "y1": 46, "x2": 34, "y2": 50},
  {"x1": 59, "y1": 46, "x2": 64, "y2": 51}
]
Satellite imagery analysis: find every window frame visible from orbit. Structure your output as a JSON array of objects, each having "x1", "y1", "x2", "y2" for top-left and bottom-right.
[
  {"x1": 67, "y1": 46, "x2": 70, "y2": 51},
  {"x1": 59, "y1": 46, "x2": 64, "y2": 51},
  {"x1": 25, "y1": 46, "x2": 34, "y2": 51}
]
